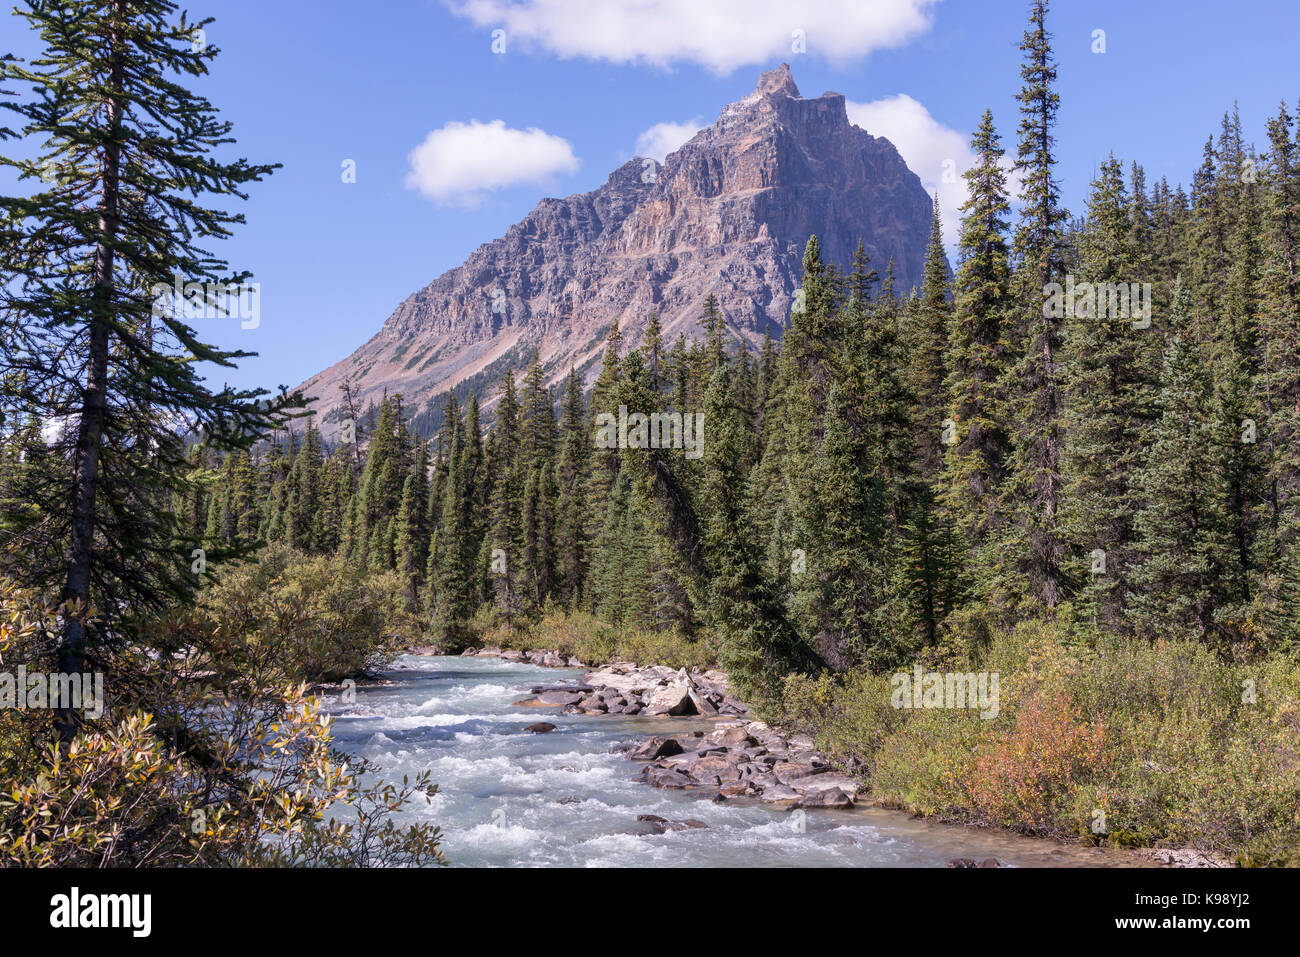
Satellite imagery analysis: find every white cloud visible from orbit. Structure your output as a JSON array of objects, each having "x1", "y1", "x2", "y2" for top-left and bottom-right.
[
  {"x1": 448, "y1": 0, "x2": 940, "y2": 74},
  {"x1": 846, "y1": 94, "x2": 970, "y2": 250},
  {"x1": 634, "y1": 119, "x2": 705, "y2": 163},
  {"x1": 404, "y1": 119, "x2": 580, "y2": 206}
]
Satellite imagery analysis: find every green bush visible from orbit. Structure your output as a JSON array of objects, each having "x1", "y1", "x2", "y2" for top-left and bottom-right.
[
  {"x1": 198, "y1": 545, "x2": 417, "y2": 684},
  {"x1": 777, "y1": 617, "x2": 1300, "y2": 863},
  {"x1": 477, "y1": 605, "x2": 716, "y2": 671}
]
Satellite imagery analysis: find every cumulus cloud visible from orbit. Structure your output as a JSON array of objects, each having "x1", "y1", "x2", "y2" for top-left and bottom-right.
[
  {"x1": 847, "y1": 94, "x2": 1020, "y2": 252},
  {"x1": 634, "y1": 119, "x2": 705, "y2": 163},
  {"x1": 447, "y1": 0, "x2": 939, "y2": 73},
  {"x1": 404, "y1": 119, "x2": 580, "y2": 206}
]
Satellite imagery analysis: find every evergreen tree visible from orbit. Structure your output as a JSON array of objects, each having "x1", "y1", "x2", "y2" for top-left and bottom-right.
[
  {"x1": 939, "y1": 109, "x2": 1014, "y2": 578},
  {"x1": 0, "y1": 0, "x2": 292, "y2": 711},
  {"x1": 1128, "y1": 283, "x2": 1235, "y2": 642},
  {"x1": 554, "y1": 369, "x2": 589, "y2": 605},
  {"x1": 997, "y1": 0, "x2": 1069, "y2": 611},
  {"x1": 1060, "y1": 156, "x2": 1160, "y2": 628}
]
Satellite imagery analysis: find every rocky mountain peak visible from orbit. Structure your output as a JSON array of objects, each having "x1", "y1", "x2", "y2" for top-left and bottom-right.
[
  {"x1": 297, "y1": 65, "x2": 937, "y2": 438},
  {"x1": 754, "y1": 62, "x2": 800, "y2": 98}
]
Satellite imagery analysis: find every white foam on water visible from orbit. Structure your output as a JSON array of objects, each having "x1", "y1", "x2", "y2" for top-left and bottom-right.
[{"x1": 452, "y1": 821, "x2": 542, "y2": 849}]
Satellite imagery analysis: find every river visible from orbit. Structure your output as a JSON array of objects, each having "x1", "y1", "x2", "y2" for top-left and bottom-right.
[{"x1": 324, "y1": 654, "x2": 1138, "y2": 867}]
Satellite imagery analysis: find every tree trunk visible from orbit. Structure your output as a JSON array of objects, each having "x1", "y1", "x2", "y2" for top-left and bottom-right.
[{"x1": 58, "y1": 8, "x2": 124, "y2": 738}]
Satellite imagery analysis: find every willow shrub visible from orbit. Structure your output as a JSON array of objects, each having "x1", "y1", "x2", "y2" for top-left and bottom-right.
[
  {"x1": 0, "y1": 577, "x2": 444, "y2": 867},
  {"x1": 778, "y1": 619, "x2": 1300, "y2": 864},
  {"x1": 197, "y1": 545, "x2": 417, "y2": 684},
  {"x1": 475, "y1": 605, "x2": 716, "y2": 672}
]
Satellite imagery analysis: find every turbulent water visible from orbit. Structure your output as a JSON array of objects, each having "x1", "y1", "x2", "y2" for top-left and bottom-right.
[{"x1": 324, "y1": 654, "x2": 1136, "y2": 868}]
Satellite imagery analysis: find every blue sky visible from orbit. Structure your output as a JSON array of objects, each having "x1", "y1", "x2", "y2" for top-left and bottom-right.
[{"x1": 4, "y1": 0, "x2": 1297, "y2": 396}]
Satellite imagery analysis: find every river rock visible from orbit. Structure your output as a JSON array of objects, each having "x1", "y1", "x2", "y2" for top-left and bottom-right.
[
  {"x1": 710, "y1": 727, "x2": 756, "y2": 748},
  {"x1": 537, "y1": 690, "x2": 584, "y2": 706},
  {"x1": 644, "y1": 683, "x2": 698, "y2": 716},
  {"x1": 524, "y1": 722, "x2": 557, "y2": 734},
  {"x1": 584, "y1": 668, "x2": 651, "y2": 696},
  {"x1": 629, "y1": 736, "x2": 685, "y2": 760},
  {"x1": 692, "y1": 753, "x2": 743, "y2": 783},
  {"x1": 637, "y1": 815, "x2": 708, "y2": 833},
  {"x1": 788, "y1": 772, "x2": 859, "y2": 796},
  {"x1": 690, "y1": 689, "x2": 719, "y2": 715},
  {"x1": 644, "y1": 766, "x2": 693, "y2": 789},
  {"x1": 794, "y1": 787, "x2": 854, "y2": 809},
  {"x1": 772, "y1": 761, "x2": 825, "y2": 785}
]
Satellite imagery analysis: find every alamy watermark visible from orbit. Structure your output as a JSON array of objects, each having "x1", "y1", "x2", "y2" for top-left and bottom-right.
[
  {"x1": 1, "y1": 667, "x2": 104, "y2": 718},
  {"x1": 594, "y1": 405, "x2": 705, "y2": 460},
  {"x1": 890, "y1": 666, "x2": 999, "y2": 720},
  {"x1": 150, "y1": 274, "x2": 260, "y2": 329},
  {"x1": 1043, "y1": 275, "x2": 1151, "y2": 329}
]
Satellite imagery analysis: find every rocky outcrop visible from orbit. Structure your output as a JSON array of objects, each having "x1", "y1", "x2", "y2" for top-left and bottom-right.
[
  {"x1": 621, "y1": 720, "x2": 861, "y2": 807},
  {"x1": 298, "y1": 63, "x2": 936, "y2": 437},
  {"x1": 510, "y1": 663, "x2": 749, "y2": 718}
]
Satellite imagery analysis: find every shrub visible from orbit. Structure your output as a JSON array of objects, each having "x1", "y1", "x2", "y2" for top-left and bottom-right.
[
  {"x1": 197, "y1": 545, "x2": 416, "y2": 684},
  {"x1": 478, "y1": 605, "x2": 716, "y2": 671},
  {"x1": 0, "y1": 575, "x2": 445, "y2": 867},
  {"x1": 967, "y1": 689, "x2": 1107, "y2": 833},
  {"x1": 775, "y1": 614, "x2": 1300, "y2": 861}
]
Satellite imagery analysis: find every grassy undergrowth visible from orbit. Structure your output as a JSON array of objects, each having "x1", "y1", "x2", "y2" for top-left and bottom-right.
[
  {"x1": 777, "y1": 620, "x2": 1300, "y2": 866},
  {"x1": 421, "y1": 602, "x2": 1300, "y2": 865},
  {"x1": 463, "y1": 605, "x2": 717, "y2": 672}
]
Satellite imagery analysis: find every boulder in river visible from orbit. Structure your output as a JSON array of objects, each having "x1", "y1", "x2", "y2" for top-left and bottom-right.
[
  {"x1": 637, "y1": 815, "x2": 708, "y2": 833},
  {"x1": 794, "y1": 787, "x2": 854, "y2": 809},
  {"x1": 524, "y1": 722, "x2": 557, "y2": 733},
  {"x1": 536, "y1": 690, "x2": 584, "y2": 706},
  {"x1": 643, "y1": 766, "x2": 694, "y2": 789},
  {"x1": 644, "y1": 682, "x2": 698, "y2": 716},
  {"x1": 628, "y1": 736, "x2": 685, "y2": 760}
]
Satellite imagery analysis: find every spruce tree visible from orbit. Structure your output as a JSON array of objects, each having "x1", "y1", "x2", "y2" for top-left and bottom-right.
[
  {"x1": 997, "y1": 0, "x2": 1068, "y2": 611},
  {"x1": 0, "y1": 0, "x2": 292, "y2": 708},
  {"x1": 939, "y1": 109, "x2": 1014, "y2": 572},
  {"x1": 1060, "y1": 156, "x2": 1159, "y2": 629},
  {"x1": 1128, "y1": 283, "x2": 1234, "y2": 642}
]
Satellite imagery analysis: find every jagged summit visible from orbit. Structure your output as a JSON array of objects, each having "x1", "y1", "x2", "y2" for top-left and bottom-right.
[
  {"x1": 298, "y1": 66, "x2": 935, "y2": 437},
  {"x1": 754, "y1": 62, "x2": 800, "y2": 98}
]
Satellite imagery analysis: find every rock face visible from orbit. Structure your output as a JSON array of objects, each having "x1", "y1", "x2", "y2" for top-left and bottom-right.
[{"x1": 298, "y1": 63, "x2": 936, "y2": 437}]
